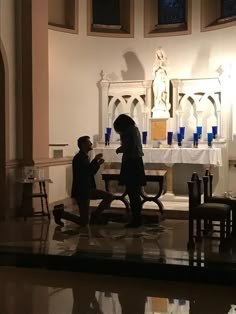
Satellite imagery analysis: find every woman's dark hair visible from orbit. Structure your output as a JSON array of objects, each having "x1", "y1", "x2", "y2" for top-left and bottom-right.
[{"x1": 113, "y1": 114, "x2": 135, "y2": 133}]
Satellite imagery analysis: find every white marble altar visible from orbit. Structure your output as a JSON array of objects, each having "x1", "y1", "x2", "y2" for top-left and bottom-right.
[
  {"x1": 94, "y1": 145, "x2": 222, "y2": 166},
  {"x1": 99, "y1": 74, "x2": 228, "y2": 196},
  {"x1": 94, "y1": 145, "x2": 223, "y2": 201}
]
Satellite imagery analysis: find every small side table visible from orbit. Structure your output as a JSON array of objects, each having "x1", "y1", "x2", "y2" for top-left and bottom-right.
[{"x1": 19, "y1": 178, "x2": 52, "y2": 219}]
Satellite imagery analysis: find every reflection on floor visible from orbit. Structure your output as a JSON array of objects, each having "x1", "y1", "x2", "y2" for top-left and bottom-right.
[
  {"x1": 0, "y1": 267, "x2": 236, "y2": 314},
  {"x1": 90, "y1": 198, "x2": 189, "y2": 212},
  {"x1": 0, "y1": 215, "x2": 236, "y2": 284}
]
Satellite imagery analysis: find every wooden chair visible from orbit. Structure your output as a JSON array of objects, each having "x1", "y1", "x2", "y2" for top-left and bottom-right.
[
  {"x1": 203, "y1": 170, "x2": 236, "y2": 237},
  {"x1": 187, "y1": 172, "x2": 231, "y2": 250}
]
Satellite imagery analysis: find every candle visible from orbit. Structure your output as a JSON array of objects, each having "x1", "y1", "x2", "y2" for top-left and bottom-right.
[
  {"x1": 142, "y1": 131, "x2": 148, "y2": 145},
  {"x1": 212, "y1": 126, "x2": 218, "y2": 139},
  {"x1": 208, "y1": 133, "x2": 213, "y2": 147},
  {"x1": 167, "y1": 131, "x2": 173, "y2": 146},
  {"x1": 193, "y1": 133, "x2": 198, "y2": 148},
  {"x1": 196, "y1": 126, "x2": 202, "y2": 139},
  {"x1": 177, "y1": 133, "x2": 182, "y2": 147},
  {"x1": 179, "y1": 127, "x2": 185, "y2": 140}
]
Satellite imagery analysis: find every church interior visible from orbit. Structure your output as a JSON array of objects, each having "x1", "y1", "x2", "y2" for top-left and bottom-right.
[{"x1": 1, "y1": 0, "x2": 236, "y2": 313}]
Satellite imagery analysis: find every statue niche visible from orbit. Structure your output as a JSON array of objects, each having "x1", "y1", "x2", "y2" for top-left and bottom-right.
[{"x1": 152, "y1": 48, "x2": 171, "y2": 119}]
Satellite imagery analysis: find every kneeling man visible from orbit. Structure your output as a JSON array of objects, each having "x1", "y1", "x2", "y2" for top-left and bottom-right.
[{"x1": 53, "y1": 136, "x2": 113, "y2": 226}]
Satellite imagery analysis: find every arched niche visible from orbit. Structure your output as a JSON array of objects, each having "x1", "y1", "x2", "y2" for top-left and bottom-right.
[
  {"x1": 0, "y1": 39, "x2": 9, "y2": 217},
  {"x1": 100, "y1": 79, "x2": 153, "y2": 142},
  {"x1": 172, "y1": 78, "x2": 222, "y2": 141}
]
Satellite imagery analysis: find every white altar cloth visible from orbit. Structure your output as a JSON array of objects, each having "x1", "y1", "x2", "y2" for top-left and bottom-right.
[{"x1": 93, "y1": 146, "x2": 222, "y2": 166}]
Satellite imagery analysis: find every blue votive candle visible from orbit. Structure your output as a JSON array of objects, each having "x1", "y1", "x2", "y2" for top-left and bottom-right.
[
  {"x1": 179, "y1": 127, "x2": 185, "y2": 140},
  {"x1": 105, "y1": 133, "x2": 109, "y2": 146},
  {"x1": 167, "y1": 131, "x2": 173, "y2": 146},
  {"x1": 208, "y1": 133, "x2": 213, "y2": 147},
  {"x1": 106, "y1": 127, "x2": 112, "y2": 136},
  {"x1": 142, "y1": 131, "x2": 148, "y2": 145},
  {"x1": 177, "y1": 133, "x2": 182, "y2": 147},
  {"x1": 196, "y1": 126, "x2": 202, "y2": 139},
  {"x1": 212, "y1": 126, "x2": 218, "y2": 139},
  {"x1": 193, "y1": 133, "x2": 198, "y2": 147}
]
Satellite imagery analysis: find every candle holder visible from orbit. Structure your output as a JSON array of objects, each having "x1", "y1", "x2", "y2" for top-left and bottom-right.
[
  {"x1": 105, "y1": 133, "x2": 110, "y2": 146},
  {"x1": 212, "y1": 126, "x2": 218, "y2": 139},
  {"x1": 208, "y1": 133, "x2": 213, "y2": 147},
  {"x1": 196, "y1": 126, "x2": 202, "y2": 140},
  {"x1": 193, "y1": 133, "x2": 198, "y2": 148},
  {"x1": 106, "y1": 127, "x2": 112, "y2": 137},
  {"x1": 142, "y1": 131, "x2": 148, "y2": 145},
  {"x1": 179, "y1": 127, "x2": 185, "y2": 140},
  {"x1": 167, "y1": 131, "x2": 173, "y2": 147},
  {"x1": 177, "y1": 133, "x2": 182, "y2": 147}
]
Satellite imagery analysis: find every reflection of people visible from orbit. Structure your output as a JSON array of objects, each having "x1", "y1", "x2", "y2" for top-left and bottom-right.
[
  {"x1": 72, "y1": 285, "x2": 103, "y2": 314},
  {"x1": 114, "y1": 114, "x2": 146, "y2": 228},
  {"x1": 72, "y1": 280, "x2": 147, "y2": 314},
  {"x1": 118, "y1": 287, "x2": 147, "y2": 314},
  {"x1": 53, "y1": 136, "x2": 113, "y2": 226},
  {"x1": 152, "y1": 48, "x2": 170, "y2": 119}
]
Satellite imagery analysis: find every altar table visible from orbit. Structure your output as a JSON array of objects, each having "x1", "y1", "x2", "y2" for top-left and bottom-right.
[
  {"x1": 95, "y1": 146, "x2": 222, "y2": 198},
  {"x1": 94, "y1": 146, "x2": 222, "y2": 166}
]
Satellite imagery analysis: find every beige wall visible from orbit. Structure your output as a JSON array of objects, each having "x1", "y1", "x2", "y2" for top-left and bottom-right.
[{"x1": 2, "y1": 0, "x2": 236, "y2": 206}]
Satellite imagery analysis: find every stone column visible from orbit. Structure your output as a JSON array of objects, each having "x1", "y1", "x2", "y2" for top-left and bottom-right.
[
  {"x1": 0, "y1": 42, "x2": 8, "y2": 218},
  {"x1": 16, "y1": 0, "x2": 49, "y2": 216}
]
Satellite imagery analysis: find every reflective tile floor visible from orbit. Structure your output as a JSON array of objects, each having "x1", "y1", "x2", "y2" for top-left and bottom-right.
[
  {"x1": 0, "y1": 267, "x2": 236, "y2": 314},
  {"x1": 0, "y1": 216, "x2": 236, "y2": 284}
]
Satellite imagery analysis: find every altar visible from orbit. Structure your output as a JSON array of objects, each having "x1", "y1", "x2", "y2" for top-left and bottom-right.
[
  {"x1": 97, "y1": 65, "x2": 229, "y2": 198},
  {"x1": 94, "y1": 145, "x2": 223, "y2": 200},
  {"x1": 94, "y1": 145, "x2": 222, "y2": 166}
]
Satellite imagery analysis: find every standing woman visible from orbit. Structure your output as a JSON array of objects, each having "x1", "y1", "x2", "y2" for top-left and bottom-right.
[{"x1": 114, "y1": 114, "x2": 146, "y2": 227}]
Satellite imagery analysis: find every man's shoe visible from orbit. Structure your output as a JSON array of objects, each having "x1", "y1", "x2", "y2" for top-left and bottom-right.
[{"x1": 53, "y1": 204, "x2": 65, "y2": 227}]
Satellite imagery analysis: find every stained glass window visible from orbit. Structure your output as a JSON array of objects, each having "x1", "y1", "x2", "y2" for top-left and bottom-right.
[
  {"x1": 158, "y1": 0, "x2": 185, "y2": 25},
  {"x1": 221, "y1": 0, "x2": 236, "y2": 19},
  {"x1": 93, "y1": 0, "x2": 120, "y2": 26}
]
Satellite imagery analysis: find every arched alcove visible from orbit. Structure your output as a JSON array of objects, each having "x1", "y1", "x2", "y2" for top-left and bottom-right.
[{"x1": 0, "y1": 39, "x2": 9, "y2": 217}]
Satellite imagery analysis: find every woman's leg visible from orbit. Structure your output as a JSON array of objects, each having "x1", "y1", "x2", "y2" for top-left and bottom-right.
[{"x1": 126, "y1": 185, "x2": 142, "y2": 227}]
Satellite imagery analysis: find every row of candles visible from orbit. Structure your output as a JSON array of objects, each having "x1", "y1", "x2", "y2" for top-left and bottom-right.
[
  {"x1": 168, "y1": 126, "x2": 218, "y2": 147},
  {"x1": 105, "y1": 126, "x2": 218, "y2": 147},
  {"x1": 105, "y1": 128, "x2": 148, "y2": 146}
]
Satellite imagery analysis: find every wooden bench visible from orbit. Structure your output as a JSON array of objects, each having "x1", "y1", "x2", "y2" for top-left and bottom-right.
[{"x1": 101, "y1": 169, "x2": 167, "y2": 215}]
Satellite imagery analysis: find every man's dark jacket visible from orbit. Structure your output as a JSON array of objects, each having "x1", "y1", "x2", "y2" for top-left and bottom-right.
[{"x1": 71, "y1": 151, "x2": 99, "y2": 200}]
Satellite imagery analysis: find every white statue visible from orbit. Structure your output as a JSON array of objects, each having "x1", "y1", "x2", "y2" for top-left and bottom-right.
[{"x1": 152, "y1": 48, "x2": 171, "y2": 119}]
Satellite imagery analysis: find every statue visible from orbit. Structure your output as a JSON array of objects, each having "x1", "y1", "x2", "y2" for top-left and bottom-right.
[{"x1": 152, "y1": 48, "x2": 171, "y2": 119}]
